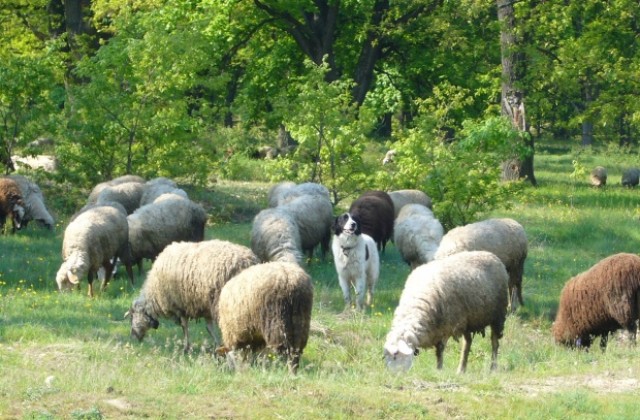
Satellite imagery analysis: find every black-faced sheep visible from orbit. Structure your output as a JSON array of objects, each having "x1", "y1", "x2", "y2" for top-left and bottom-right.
[
  {"x1": 96, "y1": 181, "x2": 146, "y2": 214},
  {"x1": 251, "y1": 207, "x2": 303, "y2": 264},
  {"x1": 388, "y1": 189, "x2": 433, "y2": 217},
  {"x1": 393, "y1": 204, "x2": 444, "y2": 270},
  {"x1": 621, "y1": 168, "x2": 640, "y2": 188},
  {"x1": 126, "y1": 240, "x2": 260, "y2": 351},
  {"x1": 217, "y1": 261, "x2": 314, "y2": 373},
  {"x1": 279, "y1": 193, "x2": 334, "y2": 260},
  {"x1": 384, "y1": 251, "x2": 509, "y2": 374},
  {"x1": 553, "y1": 253, "x2": 640, "y2": 350},
  {"x1": 127, "y1": 195, "x2": 207, "y2": 271},
  {"x1": 348, "y1": 190, "x2": 395, "y2": 252},
  {"x1": 56, "y1": 204, "x2": 134, "y2": 297},
  {"x1": 590, "y1": 166, "x2": 607, "y2": 187},
  {"x1": 0, "y1": 178, "x2": 25, "y2": 234},
  {"x1": 434, "y1": 217, "x2": 528, "y2": 312},
  {"x1": 7, "y1": 174, "x2": 55, "y2": 230}
]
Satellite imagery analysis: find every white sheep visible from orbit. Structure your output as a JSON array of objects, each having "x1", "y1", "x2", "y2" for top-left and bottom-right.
[
  {"x1": 56, "y1": 204, "x2": 134, "y2": 297},
  {"x1": 434, "y1": 217, "x2": 527, "y2": 312},
  {"x1": 251, "y1": 207, "x2": 303, "y2": 264},
  {"x1": 217, "y1": 261, "x2": 314, "y2": 373},
  {"x1": 267, "y1": 181, "x2": 296, "y2": 207},
  {"x1": 87, "y1": 175, "x2": 145, "y2": 204},
  {"x1": 279, "y1": 193, "x2": 334, "y2": 260},
  {"x1": 388, "y1": 189, "x2": 432, "y2": 218},
  {"x1": 127, "y1": 195, "x2": 207, "y2": 270},
  {"x1": 126, "y1": 240, "x2": 259, "y2": 351},
  {"x1": 384, "y1": 251, "x2": 509, "y2": 374},
  {"x1": 268, "y1": 181, "x2": 330, "y2": 207},
  {"x1": 96, "y1": 181, "x2": 146, "y2": 214},
  {"x1": 393, "y1": 204, "x2": 444, "y2": 269},
  {"x1": 139, "y1": 179, "x2": 187, "y2": 206},
  {"x1": 7, "y1": 174, "x2": 55, "y2": 230}
]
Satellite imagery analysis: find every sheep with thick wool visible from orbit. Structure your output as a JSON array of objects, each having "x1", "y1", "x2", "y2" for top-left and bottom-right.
[
  {"x1": 384, "y1": 251, "x2": 509, "y2": 374},
  {"x1": 394, "y1": 204, "x2": 444, "y2": 270},
  {"x1": 217, "y1": 261, "x2": 313, "y2": 373},
  {"x1": 268, "y1": 181, "x2": 330, "y2": 207},
  {"x1": 126, "y1": 240, "x2": 259, "y2": 351},
  {"x1": 56, "y1": 204, "x2": 134, "y2": 297},
  {"x1": 139, "y1": 177, "x2": 186, "y2": 206},
  {"x1": 96, "y1": 181, "x2": 146, "y2": 214},
  {"x1": 553, "y1": 253, "x2": 640, "y2": 350},
  {"x1": 87, "y1": 175, "x2": 145, "y2": 204},
  {"x1": 251, "y1": 207, "x2": 303, "y2": 264},
  {"x1": 590, "y1": 166, "x2": 607, "y2": 187},
  {"x1": 279, "y1": 193, "x2": 333, "y2": 260},
  {"x1": 349, "y1": 190, "x2": 395, "y2": 252},
  {"x1": 6, "y1": 175, "x2": 55, "y2": 230},
  {"x1": 434, "y1": 217, "x2": 527, "y2": 312},
  {"x1": 0, "y1": 177, "x2": 25, "y2": 233},
  {"x1": 127, "y1": 194, "x2": 207, "y2": 270},
  {"x1": 267, "y1": 181, "x2": 296, "y2": 207},
  {"x1": 388, "y1": 189, "x2": 433, "y2": 217}
]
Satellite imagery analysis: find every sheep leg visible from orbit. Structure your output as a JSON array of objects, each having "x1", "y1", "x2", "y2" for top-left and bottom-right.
[
  {"x1": 457, "y1": 332, "x2": 472, "y2": 374},
  {"x1": 100, "y1": 261, "x2": 115, "y2": 292},
  {"x1": 599, "y1": 334, "x2": 609, "y2": 352},
  {"x1": 180, "y1": 317, "x2": 191, "y2": 352},
  {"x1": 509, "y1": 284, "x2": 519, "y2": 313},
  {"x1": 87, "y1": 272, "x2": 94, "y2": 298},
  {"x1": 490, "y1": 328, "x2": 500, "y2": 371},
  {"x1": 205, "y1": 321, "x2": 221, "y2": 347},
  {"x1": 123, "y1": 261, "x2": 135, "y2": 287},
  {"x1": 435, "y1": 341, "x2": 445, "y2": 370}
]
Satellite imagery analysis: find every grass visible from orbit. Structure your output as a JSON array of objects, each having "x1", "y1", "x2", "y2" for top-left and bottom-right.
[{"x1": 2, "y1": 147, "x2": 640, "y2": 418}]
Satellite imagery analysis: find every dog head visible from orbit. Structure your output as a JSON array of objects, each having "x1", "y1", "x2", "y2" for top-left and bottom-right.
[{"x1": 333, "y1": 213, "x2": 362, "y2": 237}]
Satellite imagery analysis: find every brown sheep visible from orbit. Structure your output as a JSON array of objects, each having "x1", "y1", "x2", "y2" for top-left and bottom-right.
[
  {"x1": 349, "y1": 190, "x2": 395, "y2": 252},
  {"x1": 553, "y1": 253, "x2": 640, "y2": 350},
  {"x1": 0, "y1": 178, "x2": 25, "y2": 234}
]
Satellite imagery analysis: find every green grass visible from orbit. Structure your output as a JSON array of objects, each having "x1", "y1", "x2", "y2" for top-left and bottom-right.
[{"x1": 2, "y1": 150, "x2": 640, "y2": 418}]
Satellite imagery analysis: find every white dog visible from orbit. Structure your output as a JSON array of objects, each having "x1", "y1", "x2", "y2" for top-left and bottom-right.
[{"x1": 331, "y1": 212, "x2": 380, "y2": 310}]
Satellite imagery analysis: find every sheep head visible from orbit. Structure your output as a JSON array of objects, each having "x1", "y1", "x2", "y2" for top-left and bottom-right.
[
  {"x1": 383, "y1": 336, "x2": 416, "y2": 373},
  {"x1": 126, "y1": 298, "x2": 159, "y2": 342}
]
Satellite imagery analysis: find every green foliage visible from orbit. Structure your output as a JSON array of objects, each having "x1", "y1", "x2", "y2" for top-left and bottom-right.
[
  {"x1": 267, "y1": 61, "x2": 374, "y2": 205},
  {"x1": 381, "y1": 115, "x2": 524, "y2": 230}
]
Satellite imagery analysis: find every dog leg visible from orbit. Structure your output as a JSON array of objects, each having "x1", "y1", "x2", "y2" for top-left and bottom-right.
[{"x1": 339, "y1": 276, "x2": 352, "y2": 310}]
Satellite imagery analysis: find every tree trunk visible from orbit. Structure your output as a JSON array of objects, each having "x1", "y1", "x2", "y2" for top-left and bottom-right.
[{"x1": 497, "y1": 0, "x2": 536, "y2": 186}]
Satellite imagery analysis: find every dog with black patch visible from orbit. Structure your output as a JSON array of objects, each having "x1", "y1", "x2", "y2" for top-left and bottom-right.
[{"x1": 331, "y1": 212, "x2": 380, "y2": 311}]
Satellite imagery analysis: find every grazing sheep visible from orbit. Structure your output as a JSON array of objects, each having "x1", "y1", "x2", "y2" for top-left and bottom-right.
[
  {"x1": 553, "y1": 253, "x2": 640, "y2": 350},
  {"x1": 56, "y1": 204, "x2": 134, "y2": 297},
  {"x1": 434, "y1": 217, "x2": 528, "y2": 312},
  {"x1": 621, "y1": 168, "x2": 640, "y2": 188},
  {"x1": 267, "y1": 181, "x2": 296, "y2": 207},
  {"x1": 7, "y1": 174, "x2": 55, "y2": 230},
  {"x1": 590, "y1": 166, "x2": 607, "y2": 187},
  {"x1": 251, "y1": 207, "x2": 303, "y2": 264},
  {"x1": 139, "y1": 180, "x2": 187, "y2": 206},
  {"x1": 382, "y1": 149, "x2": 396, "y2": 165},
  {"x1": 87, "y1": 175, "x2": 145, "y2": 204},
  {"x1": 388, "y1": 189, "x2": 433, "y2": 217},
  {"x1": 394, "y1": 204, "x2": 444, "y2": 270},
  {"x1": 349, "y1": 190, "x2": 395, "y2": 252},
  {"x1": 11, "y1": 154, "x2": 57, "y2": 172},
  {"x1": 279, "y1": 193, "x2": 334, "y2": 260},
  {"x1": 384, "y1": 251, "x2": 509, "y2": 374},
  {"x1": 126, "y1": 240, "x2": 259, "y2": 351},
  {"x1": 127, "y1": 196, "x2": 207, "y2": 270},
  {"x1": 96, "y1": 181, "x2": 146, "y2": 214},
  {"x1": 217, "y1": 261, "x2": 313, "y2": 373},
  {"x1": 0, "y1": 178, "x2": 25, "y2": 233}
]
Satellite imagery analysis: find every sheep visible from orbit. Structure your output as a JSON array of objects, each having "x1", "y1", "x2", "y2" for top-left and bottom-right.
[
  {"x1": 251, "y1": 207, "x2": 303, "y2": 264},
  {"x1": 388, "y1": 189, "x2": 433, "y2": 217},
  {"x1": 590, "y1": 166, "x2": 607, "y2": 187},
  {"x1": 382, "y1": 149, "x2": 396, "y2": 165},
  {"x1": 56, "y1": 204, "x2": 134, "y2": 297},
  {"x1": 126, "y1": 240, "x2": 260, "y2": 351},
  {"x1": 87, "y1": 175, "x2": 145, "y2": 205},
  {"x1": 269, "y1": 181, "x2": 330, "y2": 207},
  {"x1": 552, "y1": 253, "x2": 640, "y2": 350},
  {"x1": 96, "y1": 181, "x2": 146, "y2": 214},
  {"x1": 0, "y1": 177, "x2": 25, "y2": 234},
  {"x1": 621, "y1": 168, "x2": 640, "y2": 188},
  {"x1": 139, "y1": 178, "x2": 187, "y2": 206},
  {"x1": 384, "y1": 251, "x2": 509, "y2": 374},
  {"x1": 348, "y1": 190, "x2": 395, "y2": 252},
  {"x1": 11, "y1": 154, "x2": 57, "y2": 172},
  {"x1": 127, "y1": 195, "x2": 207, "y2": 270},
  {"x1": 393, "y1": 204, "x2": 444, "y2": 270},
  {"x1": 6, "y1": 174, "x2": 55, "y2": 230},
  {"x1": 267, "y1": 181, "x2": 296, "y2": 207},
  {"x1": 278, "y1": 193, "x2": 334, "y2": 260},
  {"x1": 434, "y1": 217, "x2": 528, "y2": 313},
  {"x1": 217, "y1": 261, "x2": 313, "y2": 373}
]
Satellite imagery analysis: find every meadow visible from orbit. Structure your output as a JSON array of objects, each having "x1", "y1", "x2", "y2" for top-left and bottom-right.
[{"x1": 2, "y1": 144, "x2": 640, "y2": 419}]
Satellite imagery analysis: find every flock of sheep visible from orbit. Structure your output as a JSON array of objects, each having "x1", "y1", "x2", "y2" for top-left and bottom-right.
[{"x1": 2, "y1": 173, "x2": 640, "y2": 374}]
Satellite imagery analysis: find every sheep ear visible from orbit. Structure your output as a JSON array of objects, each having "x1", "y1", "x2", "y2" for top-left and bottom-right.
[{"x1": 398, "y1": 340, "x2": 414, "y2": 356}]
